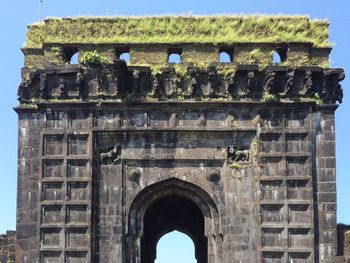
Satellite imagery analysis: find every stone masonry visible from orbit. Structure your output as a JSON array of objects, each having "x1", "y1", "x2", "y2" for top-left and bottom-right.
[
  {"x1": 14, "y1": 16, "x2": 346, "y2": 263},
  {"x1": 0, "y1": 231, "x2": 16, "y2": 263}
]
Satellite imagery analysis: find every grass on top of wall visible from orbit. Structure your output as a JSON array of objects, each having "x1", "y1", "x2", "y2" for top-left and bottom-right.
[{"x1": 25, "y1": 15, "x2": 330, "y2": 49}]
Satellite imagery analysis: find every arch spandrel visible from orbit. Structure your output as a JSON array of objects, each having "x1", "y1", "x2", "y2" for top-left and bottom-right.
[{"x1": 128, "y1": 178, "x2": 220, "y2": 237}]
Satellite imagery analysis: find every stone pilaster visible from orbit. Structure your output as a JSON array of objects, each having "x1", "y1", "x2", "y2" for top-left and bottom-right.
[{"x1": 314, "y1": 105, "x2": 338, "y2": 262}]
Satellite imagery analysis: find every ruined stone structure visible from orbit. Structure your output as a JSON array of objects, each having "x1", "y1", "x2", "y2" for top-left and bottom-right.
[
  {"x1": 14, "y1": 16, "x2": 347, "y2": 262},
  {"x1": 0, "y1": 231, "x2": 16, "y2": 263}
]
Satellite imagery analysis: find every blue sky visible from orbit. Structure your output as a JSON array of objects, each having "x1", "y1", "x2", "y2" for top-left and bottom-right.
[{"x1": 1, "y1": 1, "x2": 349, "y2": 262}]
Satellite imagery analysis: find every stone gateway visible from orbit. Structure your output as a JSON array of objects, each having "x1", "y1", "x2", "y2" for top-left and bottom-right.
[{"x1": 14, "y1": 16, "x2": 349, "y2": 263}]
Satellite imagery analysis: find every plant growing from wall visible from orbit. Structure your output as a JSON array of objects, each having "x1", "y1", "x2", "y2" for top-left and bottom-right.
[
  {"x1": 217, "y1": 64, "x2": 236, "y2": 77},
  {"x1": 314, "y1": 92, "x2": 323, "y2": 105},
  {"x1": 262, "y1": 91, "x2": 278, "y2": 102},
  {"x1": 173, "y1": 64, "x2": 188, "y2": 79},
  {"x1": 229, "y1": 161, "x2": 243, "y2": 180},
  {"x1": 25, "y1": 16, "x2": 331, "y2": 49},
  {"x1": 80, "y1": 51, "x2": 108, "y2": 66}
]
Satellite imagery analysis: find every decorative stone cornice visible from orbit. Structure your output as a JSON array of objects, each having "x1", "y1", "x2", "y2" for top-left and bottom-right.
[{"x1": 17, "y1": 62, "x2": 345, "y2": 105}]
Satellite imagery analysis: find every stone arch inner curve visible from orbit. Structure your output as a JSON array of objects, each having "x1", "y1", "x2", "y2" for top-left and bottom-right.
[{"x1": 126, "y1": 178, "x2": 222, "y2": 263}]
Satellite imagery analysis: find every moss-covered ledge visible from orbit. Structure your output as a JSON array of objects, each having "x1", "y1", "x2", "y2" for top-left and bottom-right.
[
  {"x1": 25, "y1": 15, "x2": 330, "y2": 48},
  {"x1": 22, "y1": 15, "x2": 332, "y2": 70}
]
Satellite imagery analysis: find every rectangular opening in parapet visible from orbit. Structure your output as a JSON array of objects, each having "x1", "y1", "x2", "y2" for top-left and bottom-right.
[
  {"x1": 168, "y1": 47, "x2": 182, "y2": 63},
  {"x1": 63, "y1": 46, "x2": 79, "y2": 64},
  {"x1": 115, "y1": 46, "x2": 130, "y2": 62}
]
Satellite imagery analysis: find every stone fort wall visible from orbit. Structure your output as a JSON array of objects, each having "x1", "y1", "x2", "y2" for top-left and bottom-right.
[{"x1": 14, "y1": 16, "x2": 346, "y2": 263}]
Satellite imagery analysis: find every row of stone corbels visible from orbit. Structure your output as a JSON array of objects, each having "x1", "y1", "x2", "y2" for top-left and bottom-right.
[
  {"x1": 22, "y1": 42, "x2": 330, "y2": 69},
  {"x1": 17, "y1": 63, "x2": 344, "y2": 104}
]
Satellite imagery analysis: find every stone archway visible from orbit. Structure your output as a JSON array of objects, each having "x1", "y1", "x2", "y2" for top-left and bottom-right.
[
  {"x1": 142, "y1": 195, "x2": 206, "y2": 263},
  {"x1": 127, "y1": 178, "x2": 221, "y2": 263}
]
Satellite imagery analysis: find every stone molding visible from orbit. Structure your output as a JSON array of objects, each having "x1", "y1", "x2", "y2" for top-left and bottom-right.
[{"x1": 17, "y1": 63, "x2": 344, "y2": 105}]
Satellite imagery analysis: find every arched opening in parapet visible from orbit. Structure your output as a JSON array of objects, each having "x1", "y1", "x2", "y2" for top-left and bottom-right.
[
  {"x1": 219, "y1": 51, "x2": 231, "y2": 63},
  {"x1": 142, "y1": 195, "x2": 206, "y2": 263},
  {"x1": 271, "y1": 48, "x2": 287, "y2": 64},
  {"x1": 155, "y1": 230, "x2": 196, "y2": 263},
  {"x1": 63, "y1": 47, "x2": 79, "y2": 64},
  {"x1": 127, "y1": 178, "x2": 221, "y2": 263},
  {"x1": 272, "y1": 51, "x2": 282, "y2": 64},
  {"x1": 168, "y1": 48, "x2": 182, "y2": 63},
  {"x1": 119, "y1": 52, "x2": 130, "y2": 63},
  {"x1": 168, "y1": 53, "x2": 182, "y2": 63},
  {"x1": 70, "y1": 52, "x2": 79, "y2": 64}
]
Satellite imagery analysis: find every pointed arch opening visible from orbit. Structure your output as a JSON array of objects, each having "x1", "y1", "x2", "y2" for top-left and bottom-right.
[
  {"x1": 168, "y1": 53, "x2": 182, "y2": 63},
  {"x1": 155, "y1": 230, "x2": 196, "y2": 263},
  {"x1": 219, "y1": 51, "x2": 231, "y2": 63},
  {"x1": 272, "y1": 51, "x2": 282, "y2": 64},
  {"x1": 119, "y1": 52, "x2": 130, "y2": 63},
  {"x1": 271, "y1": 47, "x2": 287, "y2": 64},
  {"x1": 63, "y1": 47, "x2": 79, "y2": 64},
  {"x1": 168, "y1": 48, "x2": 182, "y2": 63},
  {"x1": 127, "y1": 178, "x2": 221, "y2": 263}
]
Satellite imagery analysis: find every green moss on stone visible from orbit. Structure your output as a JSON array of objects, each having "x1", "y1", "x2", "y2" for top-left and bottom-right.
[
  {"x1": 80, "y1": 50, "x2": 108, "y2": 65},
  {"x1": 24, "y1": 15, "x2": 331, "y2": 49},
  {"x1": 262, "y1": 92, "x2": 278, "y2": 102},
  {"x1": 217, "y1": 64, "x2": 236, "y2": 76}
]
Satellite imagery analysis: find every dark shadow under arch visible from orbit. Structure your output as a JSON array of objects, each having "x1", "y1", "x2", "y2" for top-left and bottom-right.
[
  {"x1": 127, "y1": 178, "x2": 221, "y2": 263},
  {"x1": 142, "y1": 195, "x2": 206, "y2": 263}
]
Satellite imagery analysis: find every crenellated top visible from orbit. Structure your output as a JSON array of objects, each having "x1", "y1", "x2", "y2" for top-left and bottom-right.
[
  {"x1": 17, "y1": 62, "x2": 344, "y2": 105},
  {"x1": 23, "y1": 16, "x2": 332, "y2": 69}
]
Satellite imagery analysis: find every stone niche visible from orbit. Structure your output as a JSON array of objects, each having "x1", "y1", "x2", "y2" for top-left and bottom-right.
[{"x1": 15, "y1": 15, "x2": 345, "y2": 263}]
